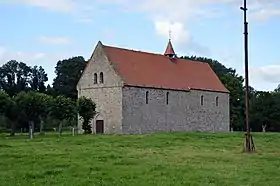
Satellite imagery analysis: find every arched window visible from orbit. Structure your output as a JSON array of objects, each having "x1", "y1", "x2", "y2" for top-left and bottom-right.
[
  {"x1": 216, "y1": 96, "x2": 219, "y2": 106},
  {"x1": 200, "y1": 95, "x2": 204, "y2": 106},
  {"x1": 166, "y1": 92, "x2": 169, "y2": 105},
  {"x1": 145, "y1": 91, "x2": 149, "y2": 104},
  {"x1": 100, "y1": 72, "x2": 104, "y2": 84},
  {"x1": 94, "y1": 73, "x2": 97, "y2": 84}
]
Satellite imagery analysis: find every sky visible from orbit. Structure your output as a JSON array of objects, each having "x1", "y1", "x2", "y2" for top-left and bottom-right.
[{"x1": 0, "y1": 0, "x2": 280, "y2": 91}]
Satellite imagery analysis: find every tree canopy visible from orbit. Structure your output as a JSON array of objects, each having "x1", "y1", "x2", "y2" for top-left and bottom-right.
[
  {"x1": 52, "y1": 56, "x2": 87, "y2": 99},
  {"x1": 0, "y1": 91, "x2": 11, "y2": 115},
  {"x1": 0, "y1": 60, "x2": 48, "y2": 96},
  {"x1": 77, "y1": 96, "x2": 96, "y2": 134}
]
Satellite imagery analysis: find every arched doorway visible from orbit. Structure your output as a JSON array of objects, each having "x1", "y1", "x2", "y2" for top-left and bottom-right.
[{"x1": 93, "y1": 113, "x2": 104, "y2": 134}]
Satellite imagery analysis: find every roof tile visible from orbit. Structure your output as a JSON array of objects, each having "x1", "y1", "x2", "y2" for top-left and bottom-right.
[{"x1": 103, "y1": 44, "x2": 229, "y2": 93}]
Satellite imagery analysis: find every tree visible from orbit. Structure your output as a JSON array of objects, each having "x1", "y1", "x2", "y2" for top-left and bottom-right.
[
  {"x1": 51, "y1": 95, "x2": 76, "y2": 136},
  {"x1": 181, "y1": 56, "x2": 236, "y2": 77},
  {"x1": 0, "y1": 61, "x2": 49, "y2": 96},
  {"x1": 46, "y1": 84, "x2": 56, "y2": 96},
  {"x1": 0, "y1": 91, "x2": 11, "y2": 115},
  {"x1": 52, "y1": 56, "x2": 87, "y2": 99},
  {"x1": 37, "y1": 93, "x2": 53, "y2": 134},
  {"x1": 30, "y1": 66, "x2": 48, "y2": 93},
  {"x1": 0, "y1": 91, "x2": 14, "y2": 135},
  {"x1": 220, "y1": 74, "x2": 245, "y2": 131},
  {"x1": 274, "y1": 84, "x2": 280, "y2": 92},
  {"x1": 0, "y1": 60, "x2": 31, "y2": 96},
  {"x1": 77, "y1": 96, "x2": 96, "y2": 134},
  {"x1": 250, "y1": 90, "x2": 280, "y2": 132},
  {"x1": 0, "y1": 91, "x2": 19, "y2": 136},
  {"x1": 270, "y1": 92, "x2": 280, "y2": 131},
  {"x1": 249, "y1": 91, "x2": 275, "y2": 131},
  {"x1": 15, "y1": 91, "x2": 51, "y2": 138},
  {"x1": 5, "y1": 99, "x2": 19, "y2": 136}
]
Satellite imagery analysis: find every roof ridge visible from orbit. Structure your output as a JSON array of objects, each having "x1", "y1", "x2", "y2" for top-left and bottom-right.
[
  {"x1": 102, "y1": 44, "x2": 209, "y2": 65},
  {"x1": 103, "y1": 44, "x2": 168, "y2": 58},
  {"x1": 101, "y1": 42, "x2": 229, "y2": 93}
]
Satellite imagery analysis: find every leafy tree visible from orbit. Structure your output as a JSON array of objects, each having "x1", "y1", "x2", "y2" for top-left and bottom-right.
[
  {"x1": 37, "y1": 94, "x2": 53, "y2": 134},
  {"x1": 0, "y1": 91, "x2": 19, "y2": 135},
  {"x1": 249, "y1": 91, "x2": 275, "y2": 131},
  {"x1": 77, "y1": 96, "x2": 96, "y2": 134},
  {"x1": 0, "y1": 61, "x2": 49, "y2": 97},
  {"x1": 270, "y1": 92, "x2": 280, "y2": 131},
  {"x1": 52, "y1": 56, "x2": 87, "y2": 99},
  {"x1": 51, "y1": 95, "x2": 76, "y2": 136},
  {"x1": 251, "y1": 90, "x2": 280, "y2": 132},
  {"x1": 0, "y1": 91, "x2": 15, "y2": 135},
  {"x1": 30, "y1": 66, "x2": 48, "y2": 93},
  {"x1": 46, "y1": 84, "x2": 56, "y2": 97},
  {"x1": 0, "y1": 60, "x2": 31, "y2": 96},
  {"x1": 274, "y1": 84, "x2": 280, "y2": 92},
  {"x1": 0, "y1": 91, "x2": 11, "y2": 115},
  {"x1": 220, "y1": 74, "x2": 245, "y2": 131},
  {"x1": 15, "y1": 91, "x2": 51, "y2": 138},
  {"x1": 181, "y1": 56, "x2": 236, "y2": 77},
  {"x1": 5, "y1": 99, "x2": 19, "y2": 136}
]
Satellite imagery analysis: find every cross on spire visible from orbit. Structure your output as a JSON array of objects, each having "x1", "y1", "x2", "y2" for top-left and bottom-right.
[{"x1": 169, "y1": 29, "x2": 171, "y2": 41}]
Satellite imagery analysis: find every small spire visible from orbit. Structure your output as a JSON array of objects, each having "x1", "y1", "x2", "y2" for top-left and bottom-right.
[{"x1": 164, "y1": 34, "x2": 176, "y2": 58}]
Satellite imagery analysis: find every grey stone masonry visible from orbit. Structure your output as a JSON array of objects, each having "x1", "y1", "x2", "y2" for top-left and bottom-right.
[
  {"x1": 77, "y1": 42, "x2": 124, "y2": 134},
  {"x1": 122, "y1": 86, "x2": 230, "y2": 134}
]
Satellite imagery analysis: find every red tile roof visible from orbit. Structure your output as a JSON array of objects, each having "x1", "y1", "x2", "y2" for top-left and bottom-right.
[{"x1": 102, "y1": 43, "x2": 229, "y2": 93}]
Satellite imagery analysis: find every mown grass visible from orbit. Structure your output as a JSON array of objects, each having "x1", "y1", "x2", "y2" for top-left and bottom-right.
[{"x1": 0, "y1": 132, "x2": 279, "y2": 186}]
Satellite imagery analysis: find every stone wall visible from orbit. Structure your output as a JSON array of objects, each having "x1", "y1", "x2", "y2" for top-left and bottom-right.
[
  {"x1": 122, "y1": 86, "x2": 230, "y2": 134},
  {"x1": 79, "y1": 87, "x2": 123, "y2": 134},
  {"x1": 77, "y1": 42, "x2": 123, "y2": 134}
]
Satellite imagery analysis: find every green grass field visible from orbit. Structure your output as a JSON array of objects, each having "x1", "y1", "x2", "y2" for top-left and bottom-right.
[{"x1": 0, "y1": 132, "x2": 279, "y2": 186}]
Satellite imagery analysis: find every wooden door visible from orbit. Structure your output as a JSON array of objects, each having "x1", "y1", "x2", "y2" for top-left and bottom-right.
[{"x1": 96, "y1": 120, "x2": 104, "y2": 134}]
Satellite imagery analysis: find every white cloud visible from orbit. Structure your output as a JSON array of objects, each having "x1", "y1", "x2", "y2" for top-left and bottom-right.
[
  {"x1": 249, "y1": 9, "x2": 280, "y2": 21},
  {"x1": 154, "y1": 21, "x2": 189, "y2": 45},
  {"x1": 0, "y1": 47, "x2": 48, "y2": 65},
  {"x1": 250, "y1": 65, "x2": 280, "y2": 83},
  {"x1": 247, "y1": 64, "x2": 280, "y2": 91},
  {"x1": 38, "y1": 36, "x2": 72, "y2": 45}
]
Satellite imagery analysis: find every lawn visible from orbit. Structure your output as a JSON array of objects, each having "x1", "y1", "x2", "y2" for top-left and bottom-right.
[{"x1": 0, "y1": 132, "x2": 280, "y2": 186}]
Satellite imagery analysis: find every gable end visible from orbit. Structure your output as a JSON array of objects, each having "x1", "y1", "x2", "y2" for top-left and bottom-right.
[{"x1": 77, "y1": 41, "x2": 124, "y2": 90}]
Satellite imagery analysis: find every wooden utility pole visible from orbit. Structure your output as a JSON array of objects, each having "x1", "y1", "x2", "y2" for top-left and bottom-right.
[{"x1": 240, "y1": 0, "x2": 255, "y2": 152}]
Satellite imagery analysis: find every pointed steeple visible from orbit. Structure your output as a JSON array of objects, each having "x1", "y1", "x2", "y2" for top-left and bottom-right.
[
  {"x1": 164, "y1": 40, "x2": 175, "y2": 57},
  {"x1": 164, "y1": 30, "x2": 176, "y2": 59}
]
